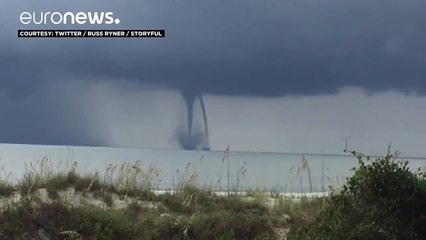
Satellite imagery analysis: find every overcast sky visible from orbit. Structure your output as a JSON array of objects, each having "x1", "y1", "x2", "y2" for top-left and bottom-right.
[{"x1": 1, "y1": 0, "x2": 426, "y2": 156}]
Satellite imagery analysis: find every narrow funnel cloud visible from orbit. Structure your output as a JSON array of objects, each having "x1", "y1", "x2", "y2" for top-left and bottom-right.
[
  {"x1": 182, "y1": 91, "x2": 196, "y2": 136},
  {"x1": 178, "y1": 90, "x2": 210, "y2": 150},
  {"x1": 199, "y1": 94, "x2": 209, "y2": 141}
]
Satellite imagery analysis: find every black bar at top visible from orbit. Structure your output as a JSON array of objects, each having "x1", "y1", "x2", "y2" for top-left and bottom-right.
[{"x1": 18, "y1": 30, "x2": 165, "y2": 38}]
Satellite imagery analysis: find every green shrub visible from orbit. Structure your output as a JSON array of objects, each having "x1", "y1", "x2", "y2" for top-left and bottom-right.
[
  {"x1": 0, "y1": 182, "x2": 15, "y2": 197},
  {"x1": 288, "y1": 149, "x2": 426, "y2": 239},
  {"x1": 190, "y1": 210, "x2": 275, "y2": 239}
]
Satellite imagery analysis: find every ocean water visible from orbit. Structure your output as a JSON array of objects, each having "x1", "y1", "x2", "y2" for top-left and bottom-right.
[{"x1": 0, "y1": 143, "x2": 425, "y2": 193}]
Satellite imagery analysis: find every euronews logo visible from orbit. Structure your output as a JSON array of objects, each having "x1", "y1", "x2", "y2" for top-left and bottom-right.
[{"x1": 20, "y1": 12, "x2": 121, "y2": 25}]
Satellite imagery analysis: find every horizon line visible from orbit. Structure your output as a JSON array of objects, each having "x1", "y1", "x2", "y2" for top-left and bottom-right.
[{"x1": 1, "y1": 142, "x2": 425, "y2": 160}]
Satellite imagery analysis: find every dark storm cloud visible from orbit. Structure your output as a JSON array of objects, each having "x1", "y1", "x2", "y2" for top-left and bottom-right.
[
  {"x1": 2, "y1": 0, "x2": 426, "y2": 97},
  {"x1": 1, "y1": 0, "x2": 426, "y2": 148},
  {"x1": 0, "y1": 49, "x2": 43, "y2": 98},
  {"x1": 0, "y1": 80, "x2": 106, "y2": 146}
]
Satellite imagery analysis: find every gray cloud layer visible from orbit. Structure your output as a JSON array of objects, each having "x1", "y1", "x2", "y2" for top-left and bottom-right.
[
  {"x1": 1, "y1": 0, "x2": 426, "y2": 149},
  {"x1": 2, "y1": 0, "x2": 426, "y2": 97}
]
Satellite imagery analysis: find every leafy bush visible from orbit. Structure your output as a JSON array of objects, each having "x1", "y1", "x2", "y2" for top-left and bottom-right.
[{"x1": 288, "y1": 149, "x2": 426, "y2": 240}]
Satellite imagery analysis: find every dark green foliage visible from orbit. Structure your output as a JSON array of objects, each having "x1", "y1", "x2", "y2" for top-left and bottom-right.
[
  {"x1": 288, "y1": 149, "x2": 426, "y2": 240},
  {"x1": 18, "y1": 171, "x2": 102, "y2": 196},
  {"x1": 0, "y1": 186, "x2": 279, "y2": 239},
  {"x1": 0, "y1": 182, "x2": 15, "y2": 197},
  {"x1": 0, "y1": 157, "x2": 301, "y2": 239},
  {"x1": 190, "y1": 210, "x2": 274, "y2": 240},
  {"x1": 157, "y1": 185, "x2": 216, "y2": 214}
]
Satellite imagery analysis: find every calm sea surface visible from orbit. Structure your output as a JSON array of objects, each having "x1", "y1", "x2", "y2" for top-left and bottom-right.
[{"x1": 0, "y1": 143, "x2": 425, "y2": 193}]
